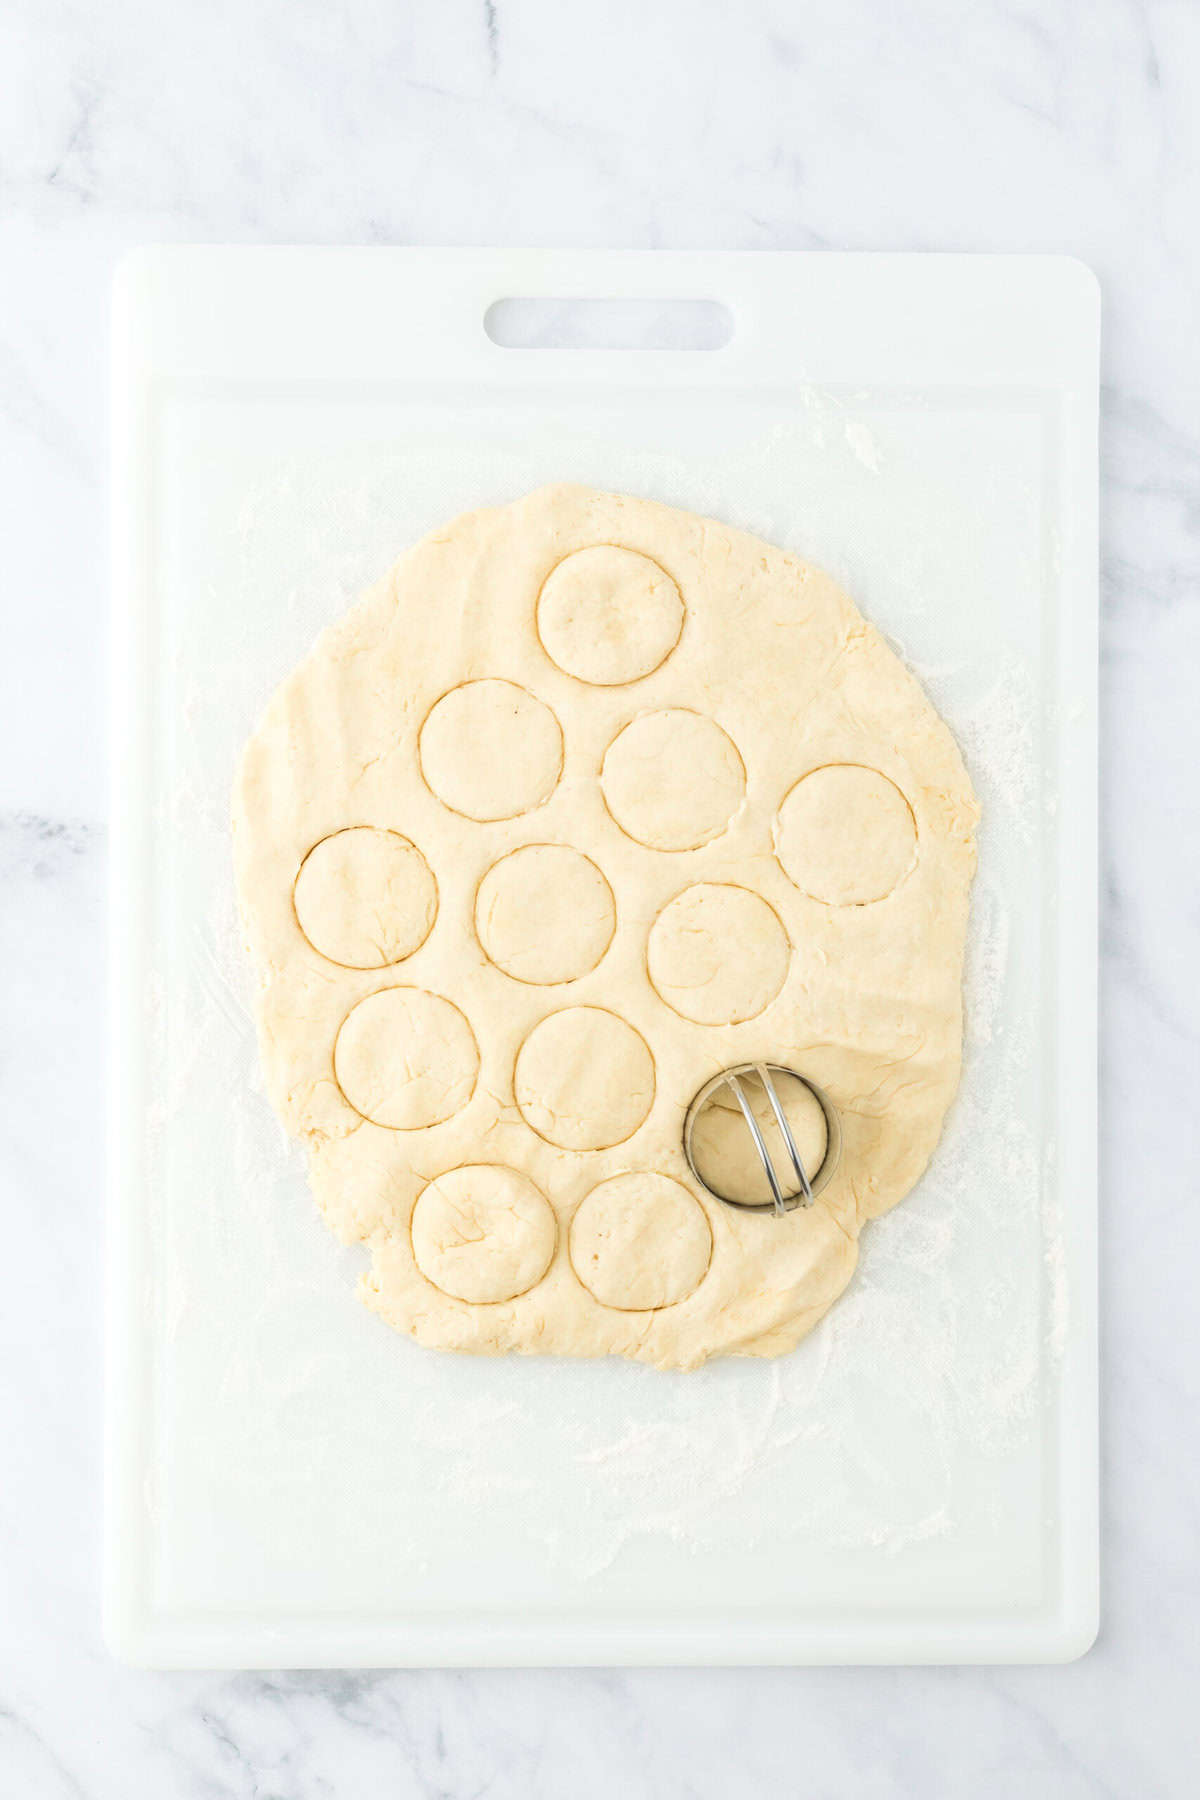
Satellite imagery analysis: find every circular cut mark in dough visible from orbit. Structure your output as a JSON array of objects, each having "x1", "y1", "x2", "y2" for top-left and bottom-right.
[
  {"x1": 775, "y1": 764, "x2": 917, "y2": 905},
  {"x1": 410, "y1": 1164, "x2": 557, "y2": 1303},
  {"x1": 418, "y1": 679, "x2": 563, "y2": 822},
  {"x1": 688, "y1": 1070, "x2": 828, "y2": 1206},
  {"x1": 475, "y1": 844, "x2": 616, "y2": 985},
  {"x1": 514, "y1": 1006, "x2": 655, "y2": 1150},
  {"x1": 647, "y1": 883, "x2": 791, "y2": 1026},
  {"x1": 569, "y1": 1172, "x2": 713, "y2": 1311},
  {"x1": 601, "y1": 709, "x2": 745, "y2": 851},
  {"x1": 333, "y1": 987, "x2": 479, "y2": 1129},
  {"x1": 536, "y1": 546, "x2": 685, "y2": 686},
  {"x1": 292, "y1": 826, "x2": 438, "y2": 969}
]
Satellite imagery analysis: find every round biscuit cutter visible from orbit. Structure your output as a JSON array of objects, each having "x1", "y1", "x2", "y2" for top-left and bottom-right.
[{"x1": 683, "y1": 1062, "x2": 842, "y2": 1217}]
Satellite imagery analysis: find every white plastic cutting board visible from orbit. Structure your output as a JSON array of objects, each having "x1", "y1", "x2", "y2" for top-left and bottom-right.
[{"x1": 107, "y1": 249, "x2": 1098, "y2": 1667}]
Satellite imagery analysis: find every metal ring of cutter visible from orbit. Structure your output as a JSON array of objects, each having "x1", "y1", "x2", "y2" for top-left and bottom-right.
[{"x1": 682, "y1": 1063, "x2": 842, "y2": 1217}]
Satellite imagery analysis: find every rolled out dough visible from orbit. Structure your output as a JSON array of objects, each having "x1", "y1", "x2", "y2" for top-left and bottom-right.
[{"x1": 234, "y1": 485, "x2": 978, "y2": 1369}]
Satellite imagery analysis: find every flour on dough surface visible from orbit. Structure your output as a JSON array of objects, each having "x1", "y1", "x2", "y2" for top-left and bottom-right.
[{"x1": 234, "y1": 485, "x2": 978, "y2": 1369}]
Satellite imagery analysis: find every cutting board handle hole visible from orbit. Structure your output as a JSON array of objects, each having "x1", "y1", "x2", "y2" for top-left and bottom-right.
[{"x1": 484, "y1": 298, "x2": 734, "y2": 351}]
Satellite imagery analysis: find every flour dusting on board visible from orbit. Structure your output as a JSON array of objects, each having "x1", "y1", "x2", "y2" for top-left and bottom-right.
[
  {"x1": 155, "y1": 397, "x2": 1059, "y2": 1601},
  {"x1": 844, "y1": 419, "x2": 884, "y2": 473}
]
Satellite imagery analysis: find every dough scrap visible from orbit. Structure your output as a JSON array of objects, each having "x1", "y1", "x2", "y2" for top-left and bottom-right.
[{"x1": 234, "y1": 485, "x2": 978, "y2": 1369}]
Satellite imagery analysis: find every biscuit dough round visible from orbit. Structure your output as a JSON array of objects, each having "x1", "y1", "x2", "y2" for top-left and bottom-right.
[
  {"x1": 411, "y1": 1165, "x2": 557, "y2": 1303},
  {"x1": 647, "y1": 884, "x2": 791, "y2": 1025},
  {"x1": 333, "y1": 988, "x2": 478, "y2": 1129},
  {"x1": 569, "y1": 1174, "x2": 713, "y2": 1310},
  {"x1": 601, "y1": 709, "x2": 745, "y2": 850},
  {"x1": 293, "y1": 827, "x2": 437, "y2": 969},
  {"x1": 234, "y1": 485, "x2": 978, "y2": 1369},
  {"x1": 537, "y1": 545, "x2": 684, "y2": 685},
  {"x1": 419, "y1": 679, "x2": 562, "y2": 822},
  {"x1": 475, "y1": 845, "x2": 615, "y2": 984},
  {"x1": 776, "y1": 764, "x2": 918, "y2": 905},
  {"x1": 514, "y1": 1007, "x2": 656, "y2": 1150}
]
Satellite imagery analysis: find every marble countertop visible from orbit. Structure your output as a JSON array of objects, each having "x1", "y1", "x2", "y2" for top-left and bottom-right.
[{"x1": 2, "y1": 0, "x2": 1197, "y2": 1794}]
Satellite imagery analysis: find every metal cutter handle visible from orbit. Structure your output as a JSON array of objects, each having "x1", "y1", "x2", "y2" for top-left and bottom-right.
[{"x1": 683, "y1": 1063, "x2": 842, "y2": 1215}]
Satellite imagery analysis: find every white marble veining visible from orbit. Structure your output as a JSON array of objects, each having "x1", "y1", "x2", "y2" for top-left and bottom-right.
[{"x1": 1, "y1": 0, "x2": 1198, "y2": 1793}]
